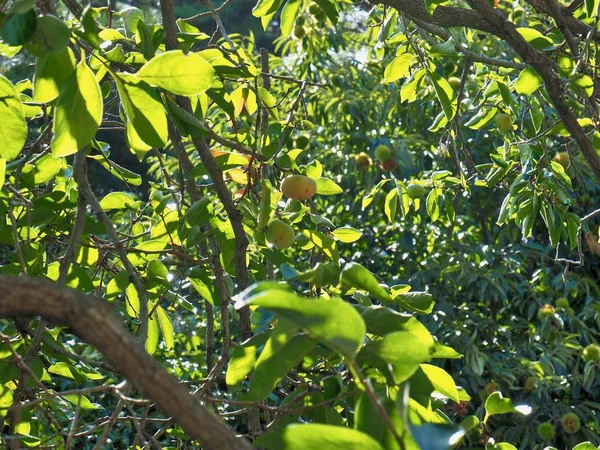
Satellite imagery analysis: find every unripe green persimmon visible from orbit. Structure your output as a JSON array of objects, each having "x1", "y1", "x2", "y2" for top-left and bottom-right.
[
  {"x1": 524, "y1": 376, "x2": 537, "y2": 392},
  {"x1": 374, "y1": 144, "x2": 392, "y2": 161},
  {"x1": 280, "y1": 175, "x2": 317, "y2": 200},
  {"x1": 556, "y1": 297, "x2": 569, "y2": 308},
  {"x1": 448, "y1": 76, "x2": 461, "y2": 90},
  {"x1": 537, "y1": 422, "x2": 555, "y2": 440},
  {"x1": 537, "y1": 304, "x2": 555, "y2": 320},
  {"x1": 355, "y1": 152, "x2": 372, "y2": 170},
  {"x1": 266, "y1": 219, "x2": 295, "y2": 249},
  {"x1": 494, "y1": 113, "x2": 513, "y2": 132},
  {"x1": 294, "y1": 26, "x2": 306, "y2": 39},
  {"x1": 582, "y1": 343, "x2": 600, "y2": 362},
  {"x1": 407, "y1": 183, "x2": 426, "y2": 199},
  {"x1": 554, "y1": 152, "x2": 570, "y2": 170},
  {"x1": 560, "y1": 412, "x2": 581, "y2": 434}
]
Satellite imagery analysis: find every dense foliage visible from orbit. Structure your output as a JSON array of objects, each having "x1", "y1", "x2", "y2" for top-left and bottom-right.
[{"x1": 0, "y1": 0, "x2": 599, "y2": 449}]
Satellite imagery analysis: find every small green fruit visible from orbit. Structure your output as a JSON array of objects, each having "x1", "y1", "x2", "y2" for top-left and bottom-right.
[
  {"x1": 556, "y1": 297, "x2": 569, "y2": 309},
  {"x1": 582, "y1": 343, "x2": 600, "y2": 362},
  {"x1": 280, "y1": 175, "x2": 317, "y2": 201},
  {"x1": 560, "y1": 412, "x2": 581, "y2": 434},
  {"x1": 266, "y1": 219, "x2": 295, "y2": 249},
  {"x1": 294, "y1": 134, "x2": 309, "y2": 149},
  {"x1": 355, "y1": 152, "x2": 372, "y2": 170},
  {"x1": 537, "y1": 422, "x2": 555, "y2": 441},
  {"x1": 308, "y1": 2, "x2": 322, "y2": 15},
  {"x1": 293, "y1": 26, "x2": 306, "y2": 39},
  {"x1": 448, "y1": 76, "x2": 461, "y2": 90},
  {"x1": 537, "y1": 304, "x2": 555, "y2": 320},
  {"x1": 524, "y1": 376, "x2": 537, "y2": 392},
  {"x1": 407, "y1": 183, "x2": 426, "y2": 199},
  {"x1": 374, "y1": 144, "x2": 392, "y2": 161},
  {"x1": 494, "y1": 113, "x2": 513, "y2": 132},
  {"x1": 554, "y1": 152, "x2": 570, "y2": 170}
]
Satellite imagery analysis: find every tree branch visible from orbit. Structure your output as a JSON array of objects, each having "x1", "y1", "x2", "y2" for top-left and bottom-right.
[{"x1": 0, "y1": 275, "x2": 251, "y2": 450}]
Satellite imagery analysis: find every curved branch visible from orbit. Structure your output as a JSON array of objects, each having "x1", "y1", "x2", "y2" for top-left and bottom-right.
[
  {"x1": 0, "y1": 275, "x2": 251, "y2": 450},
  {"x1": 378, "y1": 0, "x2": 496, "y2": 32}
]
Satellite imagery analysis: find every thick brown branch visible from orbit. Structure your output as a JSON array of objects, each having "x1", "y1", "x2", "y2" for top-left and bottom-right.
[
  {"x1": 377, "y1": 0, "x2": 496, "y2": 32},
  {"x1": 467, "y1": 0, "x2": 600, "y2": 182},
  {"x1": 0, "y1": 276, "x2": 251, "y2": 450}
]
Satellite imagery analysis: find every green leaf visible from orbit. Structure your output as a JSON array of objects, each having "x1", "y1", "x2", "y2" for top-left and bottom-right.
[
  {"x1": 431, "y1": 342, "x2": 462, "y2": 359},
  {"x1": 248, "y1": 320, "x2": 316, "y2": 401},
  {"x1": 316, "y1": 177, "x2": 343, "y2": 195},
  {"x1": 0, "y1": 159, "x2": 5, "y2": 186},
  {"x1": 571, "y1": 443, "x2": 597, "y2": 450},
  {"x1": 383, "y1": 53, "x2": 414, "y2": 83},
  {"x1": 430, "y1": 72, "x2": 457, "y2": 121},
  {"x1": 62, "y1": 394, "x2": 100, "y2": 410},
  {"x1": 340, "y1": 262, "x2": 392, "y2": 302},
  {"x1": 1, "y1": 10, "x2": 36, "y2": 46},
  {"x1": 280, "y1": 0, "x2": 302, "y2": 37},
  {"x1": 460, "y1": 415, "x2": 480, "y2": 432},
  {"x1": 145, "y1": 310, "x2": 160, "y2": 354},
  {"x1": 420, "y1": 364, "x2": 459, "y2": 402},
  {"x1": 226, "y1": 332, "x2": 271, "y2": 388},
  {"x1": 489, "y1": 444, "x2": 518, "y2": 450},
  {"x1": 188, "y1": 268, "x2": 221, "y2": 306},
  {"x1": 465, "y1": 107, "x2": 497, "y2": 130},
  {"x1": 137, "y1": 50, "x2": 215, "y2": 95},
  {"x1": 384, "y1": 189, "x2": 398, "y2": 223},
  {"x1": 88, "y1": 154, "x2": 143, "y2": 186},
  {"x1": 394, "y1": 291, "x2": 435, "y2": 314},
  {"x1": 51, "y1": 59, "x2": 103, "y2": 157},
  {"x1": 313, "y1": 0, "x2": 339, "y2": 24},
  {"x1": 48, "y1": 362, "x2": 76, "y2": 379},
  {"x1": 572, "y1": 74, "x2": 594, "y2": 98},
  {"x1": 99, "y1": 192, "x2": 136, "y2": 210},
  {"x1": 483, "y1": 392, "x2": 530, "y2": 424},
  {"x1": 288, "y1": 262, "x2": 341, "y2": 288},
  {"x1": 332, "y1": 226, "x2": 362, "y2": 243},
  {"x1": 0, "y1": 74, "x2": 27, "y2": 161},
  {"x1": 426, "y1": 189, "x2": 440, "y2": 222},
  {"x1": 30, "y1": 154, "x2": 62, "y2": 184},
  {"x1": 256, "y1": 424, "x2": 384, "y2": 450},
  {"x1": 253, "y1": 0, "x2": 282, "y2": 17},
  {"x1": 411, "y1": 424, "x2": 464, "y2": 450},
  {"x1": 300, "y1": 229, "x2": 339, "y2": 261},
  {"x1": 114, "y1": 73, "x2": 168, "y2": 150},
  {"x1": 366, "y1": 331, "x2": 432, "y2": 383},
  {"x1": 354, "y1": 393, "x2": 384, "y2": 441},
  {"x1": 515, "y1": 67, "x2": 542, "y2": 95},
  {"x1": 516, "y1": 27, "x2": 554, "y2": 50},
  {"x1": 236, "y1": 286, "x2": 366, "y2": 358},
  {"x1": 362, "y1": 179, "x2": 390, "y2": 210},
  {"x1": 33, "y1": 47, "x2": 76, "y2": 103},
  {"x1": 183, "y1": 197, "x2": 213, "y2": 228},
  {"x1": 0, "y1": 383, "x2": 14, "y2": 417},
  {"x1": 156, "y1": 306, "x2": 174, "y2": 350},
  {"x1": 586, "y1": 0, "x2": 599, "y2": 17}
]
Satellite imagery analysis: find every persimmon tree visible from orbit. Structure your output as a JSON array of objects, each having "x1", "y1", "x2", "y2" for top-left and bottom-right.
[{"x1": 0, "y1": 0, "x2": 599, "y2": 449}]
